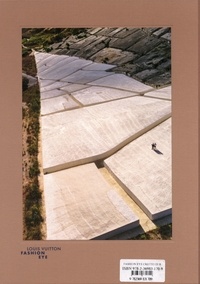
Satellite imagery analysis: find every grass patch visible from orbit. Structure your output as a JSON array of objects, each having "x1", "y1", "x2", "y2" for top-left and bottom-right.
[
  {"x1": 22, "y1": 28, "x2": 87, "y2": 57},
  {"x1": 22, "y1": 53, "x2": 44, "y2": 240},
  {"x1": 29, "y1": 159, "x2": 40, "y2": 179}
]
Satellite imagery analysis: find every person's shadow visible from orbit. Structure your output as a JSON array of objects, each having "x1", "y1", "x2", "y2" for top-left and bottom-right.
[{"x1": 153, "y1": 148, "x2": 163, "y2": 155}]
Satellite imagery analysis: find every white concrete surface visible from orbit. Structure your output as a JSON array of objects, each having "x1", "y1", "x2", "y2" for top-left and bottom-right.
[
  {"x1": 104, "y1": 118, "x2": 172, "y2": 220},
  {"x1": 38, "y1": 54, "x2": 77, "y2": 69},
  {"x1": 72, "y1": 86, "x2": 138, "y2": 105},
  {"x1": 40, "y1": 89, "x2": 68, "y2": 100},
  {"x1": 38, "y1": 56, "x2": 79, "y2": 76},
  {"x1": 38, "y1": 79, "x2": 57, "y2": 88},
  {"x1": 144, "y1": 86, "x2": 171, "y2": 100},
  {"x1": 34, "y1": 51, "x2": 52, "y2": 64},
  {"x1": 43, "y1": 163, "x2": 139, "y2": 240},
  {"x1": 61, "y1": 70, "x2": 114, "y2": 84},
  {"x1": 41, "y1": 94, "x2": 80, "y2": 115},
  {"x1": 33, "y1": 52, "x2": 172, "y2": 239},
  {"x1": 38, "y1": 58, "x2": 93, "y2": 80},
  {"x1": 35, "y1": 52, "x2": 153, "y2": 94},
  {"x1": 36, "y1": 54, "x2": 63, "y2": 68},
  {"x1": 89, "y1": 73, "x2": 154, "y2": 93},
  {"x1": 82, "y1": 62, "x2": 115, "y2": 71},
  {"x1": 40, "y1": 81, "x2": 70, "y2": 93},
  {"x1": 60, "y1": 83, "x2": 89, "y2": 93},
  {"x1": 41, "y1": 97, "x2": 171, "y2": 173}
]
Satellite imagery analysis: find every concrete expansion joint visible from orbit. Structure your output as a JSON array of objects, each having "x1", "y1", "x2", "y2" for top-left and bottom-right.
[
  {"x1": 74, "y1": 93, "x2": 139, "y2": 108},
  {"x1": 42, "y1": 114, "x2": 171, "y2": 175},
  {"x1": 40, "y1": 105, "x2": 81, "y2": 117},
  {"x1": 143, "y1": 95, "x2": 171, "y2": 101}
]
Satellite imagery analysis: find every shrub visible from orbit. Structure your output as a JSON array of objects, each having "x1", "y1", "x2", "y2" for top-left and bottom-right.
[
  {"x1": 29, "y1": 97, "x2": 40, "y2": 114},
  {"x1": 22, "y1": 77, "x2": 29, "y2": 91},
  {"x1": 26, "y1": 183, "x2": 41, "y2": 203},
  {"x1": 29, "y1": 160, "x2": 40, "y2": 178},
  {"x1": 25, "y1": 205, "x2": 43, "y2": 228},
  {"x1": 26, "y1": 226, "x2": 43, "y2": 240},
  {"x1": 27, "y1": 141, "x2": 38, "y2": 156},
  {"x1": 27, "y1": 118, "x2": 40, "y2": 135}
]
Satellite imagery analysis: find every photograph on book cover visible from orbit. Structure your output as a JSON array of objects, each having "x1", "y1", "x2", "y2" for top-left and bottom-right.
[
  {"x1": 0, "y1": 0, "x2": 199, "y2": 284},
  {"x1": 22, "y1": 26, "x2": 172, "y2": 241}
]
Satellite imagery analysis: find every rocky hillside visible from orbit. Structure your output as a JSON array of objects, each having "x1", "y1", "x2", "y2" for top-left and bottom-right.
[{"x1": 22, "y1": 27, "x2": 171, "y2": 88}]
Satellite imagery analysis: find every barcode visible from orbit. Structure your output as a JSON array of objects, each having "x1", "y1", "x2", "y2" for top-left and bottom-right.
[{"x1": 131, "y1": 270, "x2": 153, "y2": 276}]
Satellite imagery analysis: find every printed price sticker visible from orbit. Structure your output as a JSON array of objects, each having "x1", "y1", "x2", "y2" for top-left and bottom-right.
[{"x1": 120, "y1": 259, "x2": 165, "y2": 282}]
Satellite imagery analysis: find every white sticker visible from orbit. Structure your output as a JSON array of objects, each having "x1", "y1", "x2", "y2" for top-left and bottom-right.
[{"x1": 120, "y1": 259, "x2": 165, "y2": 282}]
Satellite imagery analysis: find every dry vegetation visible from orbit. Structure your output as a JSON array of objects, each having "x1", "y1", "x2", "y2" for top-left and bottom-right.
[{"x1": 22, "y1": 53, "x2": 44, "y2": 239}]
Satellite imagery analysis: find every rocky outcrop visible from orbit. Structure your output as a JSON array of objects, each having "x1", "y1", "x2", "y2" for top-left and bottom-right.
[{"x1": 48, "y1": 27, "x2": 171, "y2": 87}]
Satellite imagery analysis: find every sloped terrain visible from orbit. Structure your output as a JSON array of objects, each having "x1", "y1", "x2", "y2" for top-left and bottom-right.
[
  {"x1": 22, "y1": 28, "x2": 172, "y2": 240},
  {"x1": 35, "y1": 51, "x2": 171, "y2": 240},
  {"x1": 23, "y1": 27, "x2": 171, "y2": 87}
]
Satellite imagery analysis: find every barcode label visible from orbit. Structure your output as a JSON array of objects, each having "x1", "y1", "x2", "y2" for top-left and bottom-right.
[
  {"x1": 131, "y1": 270, "x2": 153, "y2": 276},
  {"x1": 120, "y1": 259, "x2": 165, "y2": 282}
]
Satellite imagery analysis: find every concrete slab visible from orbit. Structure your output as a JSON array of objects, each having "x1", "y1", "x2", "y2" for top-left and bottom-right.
[
  {"x1": 33, "y1": 51, "x2": 173, "y2": 239},
  {"x1": 41, "y1": 97, "x2": 171, "y2": 173},
  {"x1": 60, "y1": 83, "x2": 89, "y2": 93},
  {"x1": 72, "y1": 86, "x2": 138, "y2": 105},
  {"x1": 34, "y1": 51, "x2": 52, "y2": 64},
  {"x1": 43, "y1": 163, "x2": 139, "y2": 240},
  {"x1": 38, "y1": 58, "x2": 93, "y2": 80},
  {"x1": 39, "y1": 79, "x2": 56, "y2": 88},
  {"x1": 35, "y1": 54, "x2": 75, "y2": 76},
  {"x1": 38, "y1": 56, "x2": 77, "y2": 76},
  {"x1": 40, "y1": 89, "x2": 68, "y2": 100},
  {"x1": 41, "y1": 95, "x2": 80, "y2": 115},
  {"x1": 35, "y1": 52, "x2": 154, "y2": 93},
  {"x1": 37, "y1": 59, "x2": 75, "y2": 78},
  {"x1": 36, "y1": 54, "x2": 64, "y2": 68},
  {"x1": 88, "y1": 73, "x2": 154, "y2": 93},
  {"x1": 61, "y1": 70, "x2": 114, "y2": 84},
  {"x1": 37, "y1": 64, "x2": 52, "y2": 73},
  {"x1": 82, "y1": 62, "x2": 115, "y2": 71},
  {"x1": 99, "y1": 167, "x2": 157, "y2": 234},
  {"x1": 144, "y1": 86, "x2": 171, "y2": 100},
  {"x1": 104, "y1": 118, "x2": 172, "y2": 221},
  {"x1": 38, "y1": 56, "x2": 78, "y2": 75},
  {"x1": 40, "y1": 81, "x2": 70, "y2": 93}
]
